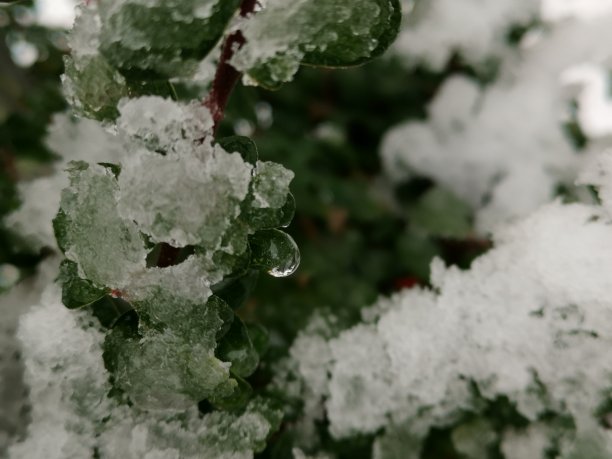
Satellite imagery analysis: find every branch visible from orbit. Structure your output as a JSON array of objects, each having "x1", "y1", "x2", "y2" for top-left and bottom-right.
[{"x1": 204, "y1": 0, "x2": 258, "y2": 131}]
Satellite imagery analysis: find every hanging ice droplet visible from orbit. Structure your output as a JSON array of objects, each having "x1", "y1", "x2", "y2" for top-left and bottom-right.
[{"x1": 249, "y1": 229, "x2": 300, "y2": 278}]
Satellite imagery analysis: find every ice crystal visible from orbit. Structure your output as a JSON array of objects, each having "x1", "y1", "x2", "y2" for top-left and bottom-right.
[
  {"x1": 232, "y1": 0, "x2": 400, "y2": 85},
  {"x1": 117, "y1": 144, "x2": 252, "y2": 248}
]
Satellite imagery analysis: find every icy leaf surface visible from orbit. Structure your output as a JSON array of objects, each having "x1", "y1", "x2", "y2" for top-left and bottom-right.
[
  {"x1": 7, "y1": 114, "x2": 125, "y2": 250},
  {"x1": 98, "y1": 0, "x2": 241, "y2": 77},
  {"x1": 9, "y1": 283, "x2": 280, "y2": 458},
  {"x1": 57, "y1": 162, "x2": 146, "y2": 289},
  {"x1": 104, "y1": 294, "x2": 235, "y2": 410},
  {"x1": 117, "y1": 144, "x2": 252, "y2": 248},
  {"x1": 251, "y1": 161, "x2": 295, "y2": 209},
  {"x1": 231, "y1": 0, "x2": 401, "y2": 86},
  {"x1": 117, "y1": 97, "x2": 214, "y2": 152},
  {"x1": 58, "y1": 260, "x2": 108, "y2": 309},
  {"x1": 63, "y1": 54, "x2": 128, "y2": 121},
  {"x1": 62, "y1": 3, "x2": 129, "y2": 120}
]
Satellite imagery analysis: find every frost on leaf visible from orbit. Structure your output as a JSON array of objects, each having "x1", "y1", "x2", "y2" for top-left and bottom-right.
[
  {"x1": 57, "y1": 162, "x2": 146, "y2": 290},
  {"x1": 117, "y1": 144, "x2": 252, "y2": 248},
  {"x1": 104, "y1": 293, "x2": 236, "y2": 410},
  {"x1": 231, "y1": 0, "x2": 401, "y2": 86},
  {"x1": 117, "y1": 96, "x2": 215, "y2": 152},
  {"x1": 63, "y1": 1, "x2": 238, "y2": 120},
  {"x1": 97, "y1": 0, "x2": 241, "y2": 77},
  {"x1": 251, "y1": 161, "x2": 295, "y2": 209},
  {"x1": 10, "y1": 285, "x2": 280, "y2": 458},
  {"x1": 50, "y1": 97, "x2": 296, "y2": 408},
  {"x1": 7, "y1": 114, "x2": 126, "y2": 251},
  {"x1": 63, "y1": 3, "x2": 127, "y2": 120}
]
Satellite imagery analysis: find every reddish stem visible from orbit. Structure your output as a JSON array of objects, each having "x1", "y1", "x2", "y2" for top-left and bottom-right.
[{"x1": 204, "y1": 0, "x2": 258, "y2": 130}]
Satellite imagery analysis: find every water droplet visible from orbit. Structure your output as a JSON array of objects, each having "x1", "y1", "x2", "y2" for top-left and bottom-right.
[
  {"x1": 279, "y1": 194, "x2": 296, "y2": 228},
  {"x1": 249, "y1": 229, "x2": 300, "y2": 278},
  {"x1": 268, "y1": 237, "x2": 300, "y2": 277}
]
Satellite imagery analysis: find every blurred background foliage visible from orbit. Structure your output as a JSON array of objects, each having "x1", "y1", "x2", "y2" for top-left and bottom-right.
[
  {"x1": 219, "y1": 60, "x2": 490, "y2": 345},
  {"x1": 0, "y1": 2, "x2": 495, "y2": 457},
  {"x1": 0, "y1": 0, "x2": 66, "y2": 282}
]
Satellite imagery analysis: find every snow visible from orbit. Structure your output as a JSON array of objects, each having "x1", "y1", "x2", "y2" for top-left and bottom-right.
[
  {"x1": 35, "y1": 0, "x2": 76, "y2": 29},
  {"x1": 394, "y1": 0, "x2": 538, "y2": 70},
  {"x1": 117, "y1": 97, "x2": 215, "y2": 152},
  {"x1": 117, "y1": 144, "x2": 251, "y2": 248},
  {"x1": 286, "y1": 199, "x2": 612, "y2": 456},
  {"x1": 7, "y1": 115, "x2": 125, "y2": 251},
  {"x1": 382, "y1": 6, "x2": 612, "y2": 232},
  {"x1": 8, "y1": 279, "x2": 278, "y2": 458}
]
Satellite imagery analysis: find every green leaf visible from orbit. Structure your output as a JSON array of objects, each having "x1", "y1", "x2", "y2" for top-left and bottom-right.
[
  {"x1": 52, "y1": 209, "x2": 70, "y2": 254},
  {"x1": 234, "y1": 0, "x2": 402, "y2": 87},
  {"x1": 90, "y1": 296, "x2": 134, "y2": 328},
  {"x1": 63, "y1": 55, "x2": 128, "y2": 121},
  {"x1": 98, "y1": 0, "x2": 242, "y2": 78},
  {"x1": 244, "y1": 191, "x2": 296, "y2": 231},
  {"x1": 406, "y1": 187, "x2": 473, "y2": 239},
  {"x1": 212, "y1": 270, "x2": 260, "y2": 310},
  {"x1": 216, "y1": 316, "x2": 259, "y2": 378},
  {"x1": 57, "y1": 260, "x2": 108, "y2": 310},
  {"x1": 217, "y1": 136, "x2": 259, "y2": 165},
  {"x1": 301, "y1": 0, "x2": 402, "y2": 68},
  {"x1": 247, "y1": 323, "x2": 270, "y2": 356},
  {"x1": 104, "y1": 293, "x2": 238, "y2": 410},
  {"x1": 396, "y1": 230, "x2": 441, "y2": 280},
  {"x1": 58, "y1": 163, "x2": 147, "y2": 288}
]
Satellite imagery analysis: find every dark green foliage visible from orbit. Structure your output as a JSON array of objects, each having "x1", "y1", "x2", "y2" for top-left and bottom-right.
[
  {"x1": 1, "y1": 2, "x2": 505, "y2": 456},
  {"x1": 217, "y1": 316, "x2": 259, "y2": 378},
  {"x1": 57, "y1": 259, "x2": 108, "y2": 309},
  {"x1": 0, "y1": 1, "x2": 67, "y2": 270}
]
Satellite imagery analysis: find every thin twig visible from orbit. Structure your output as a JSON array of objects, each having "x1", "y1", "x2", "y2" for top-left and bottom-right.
[{"x1": 204, "y1": 0, "x2": 258, "y2": 131}]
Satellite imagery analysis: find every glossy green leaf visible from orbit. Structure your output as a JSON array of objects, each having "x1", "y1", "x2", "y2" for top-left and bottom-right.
[
  {"x1": 104, "y1": 293, "x2": 238, "y2": 410},
  {"x1": 233, "y1": 0, "x2": 402, "y2": 87},
  {"x1": 216, "y1": 316, "x2": 259, "y2": 378},
  {"x1": 98, "y1": 0, "x2": 242, "y2": 78},
  {"x1": 217, "y1": 136, "x2": 259, "y2": 165},
  {"x1": 57, "y1": 259, "x2": 108, "y2": 310},
  {"x1": 63, "y1": 55, "x2": 128, "y2": 121}
]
